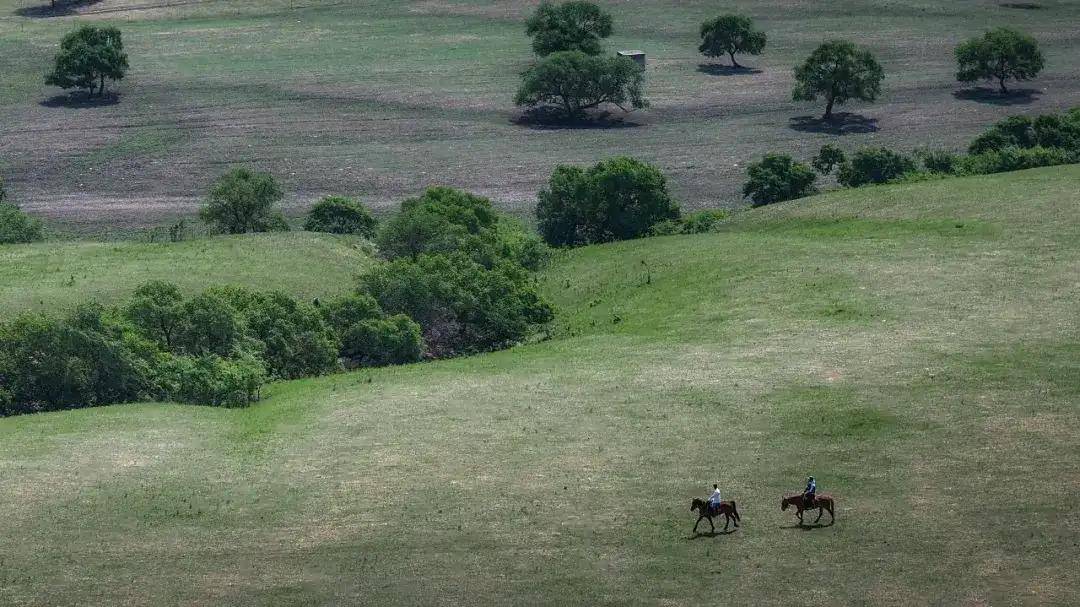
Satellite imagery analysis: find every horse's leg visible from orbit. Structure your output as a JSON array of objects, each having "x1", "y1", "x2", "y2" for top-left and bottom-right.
[
  {"x1": 708, "y1": 516, "x2": 715, "y2": 533},
  {"x1": 723, "y1": 514, "x2": 730, "y2": 532},
  {"x1": 814, "y1": 507, "x2": 823, "y2": 524},
  {"x1": 797, "y1": 508, "x2": 804, "y2": 526},
  {"x1": 693, "y1": 515, "x2": 701, "y2": 534},
  {"x1": 828, "y1": 503, "x2": 835, "y2": 524}
]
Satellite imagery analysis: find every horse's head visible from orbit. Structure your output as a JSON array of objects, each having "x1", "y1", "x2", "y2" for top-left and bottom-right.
[
  {"x1": 690, "y1": 498, "x2": 703, "y2": 512},
  {"x1": 781, "y1": 496, "x2": 790, "y2": 511}
]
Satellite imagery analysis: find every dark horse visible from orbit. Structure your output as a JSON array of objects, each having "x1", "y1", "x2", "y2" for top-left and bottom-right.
[
  {"x1": 781, "y1": 493, "x2": 835, "y2": 526},
  {"x1": 690, "y1": 498, "x2": 741, "y2": 534}
]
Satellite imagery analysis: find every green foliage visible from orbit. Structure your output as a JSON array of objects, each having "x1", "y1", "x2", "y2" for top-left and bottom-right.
[
  {"x1": 537, "y1": 156, "x2": 679, "y2": 246},
  {"x1": 340, "y1": 315, "x2": 424, "y2": 367},
  {"x1": 812, "y1": 144, "x2": 847, "y2": 175},
  {"x1": 173, "y1": 290, "x2": 250, "y2": 358},
  {"x1": 319, "y1": 293, "x2": 384, "y2": 335},
  {"x1": 955, "y1": 28, "x2": 1044, "y2": 94},
  {"x1": 44, "y1": 25, "x2": 129, "y2": 96},
  {"x1": 212, "y1": 287, "x2": 340, "y2": 380},
  {"x1": 200, "y1": 168, "x2": 289, "y2": 235},
  {"x1": 0, "y1": 305, "x2": 152, "y2": 414},
  {"x1": 967, "y1": 112, "x2": 1080, "y2": 155},
  {"x1": 514, "y1": 51, "x2": 647, "y2": 121},
  {"x1": 651, "y1": 209, "x2": 730, "y2": 236},
  {"x1": 0, "y1": 203, "x2": 45, "y2": 244},
  {"x1": 698, "y1": 14, "x2": 766, "y2": 68},
  {"x1": 303, "y1": 195, "x2": 377, "y2": 237},
  {"x1": 742, "y1": 154, "x2": 817, "y2": 207},
  {"x1": 793, "y1": 40, "x2": 884, "y2": 119},
  {"x1": 152, "y1": 352, "x2": 266, "y2": 408},
  {"x1": 377, "y1": 187, "x2": 549, "y2": 270},
  {"x1": 957, "y1": 146, "x2": 1077, "y2": 176},
  {"x1": 837, "y1": 148, "x2": 918, "y2": 187},
  {"x1": 123, "y1": 280, "x2": 185, "y2": 350},
  {"x1": 917, "y1": 149, "x2": 960, "y2": 174},
  {"x1": 359, "y1": 253, "x2": 553, "y2": 357},
  {"x1": 525, "y1": 0, "x2": 613, "y2": 56}
]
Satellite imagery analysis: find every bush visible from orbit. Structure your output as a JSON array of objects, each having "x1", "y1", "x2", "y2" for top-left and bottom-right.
[
  {"x1": 377, "y1": 187, "x2": 549, "y2": 270},
  {"x1": 200, "y1": 168, "x2": 289, "y2": 235},
  {"x1": 957, "y1": 146, "x2": 1076, "y2": 176},
  {"x1": 303, "y1": 195, "x2": 377, "y2": 237},
  {"x1": 340, "y1": 315, "x2": 424, "y2": 367},
  {"x1": 212, "y1": 287, "x2": 340, "y2": 380},
  {"x1": 650, "y1": 209, "x2": 729, "y2": 236},
  {"x1": 537, "y1": 156, "x2": 680, "y2": 246},
  {"x1": 918, "y1": 149, "x2": 960, "y2": 174},
  {"x1": 515, "y1": 51, "x2": 647, "y2": 122},
  {"x1": 1033, "y1": 114, "x2": 1080, "y2": 151},
  {"x1": 0, "y1": 305, "x2": 152, "y2": 414},
  {"x1": 153, "y1": 352, "x2": 266, "y2": 408},
  {"x1": 0, "y1": 203, "x2": 45, "y2": 244},
  {"x1": 360, "y1": 253, "x2": 553, "y2": 357},
  {"x1": 837, "y1": 148, "x2": 918, "y2": 187},
  {"x1": 812, "y1": 144, "x2": 846, "y2": 175},
  {"x1": 742, "y1": 154, "x2": 817, "y2": 207},
  {"x1": 525, "y1": 1, "x2": 613, "y2": 57},
  {"x1": 45, "y1": 25, "x2": 129, "y2": 97}
]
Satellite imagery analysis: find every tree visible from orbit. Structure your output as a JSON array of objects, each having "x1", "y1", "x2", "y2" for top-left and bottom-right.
[
  {"x1": 199, "y1": 168, "x2": 288, "y2": 234},
  {"x1": 837, "y1": 148, "x2": 917, "y2": 187},
  {"x1": 698, "y1": 15, "x2": 767, "y2": 68},
  {"x1": 525, "y1": 1, "x2": 613, "y2": 56},
  {"x1": 955, "y1": 28, "x2": 1044, "y2": 94},
  {"x1": 537, "y1": 157, "x2": 680, "y2": 246},
  {"x1": 45, "y1": 26, "x2": 129, "y2": 97},
  {"x1": 303, "y1": 196, "x2": 377, "y2": 237},
  {"x1": 124, "y1": 281, "x2": 185, "y2": 350},
  {"x1": 793, "y1": 40, "x2": 883, "y2": 120},
  {"x1": 812, "y1": 144, "x2": 847, "y2": 175},
  {"x1": 742, "y1": 154, "x2": 817, "y2": 207},
  {"x1": 340, "y1": 315, "x2": 424, "y2": 367},
  {"x1": 515, "y1": 51, "x2": 647, "y2": 121}
]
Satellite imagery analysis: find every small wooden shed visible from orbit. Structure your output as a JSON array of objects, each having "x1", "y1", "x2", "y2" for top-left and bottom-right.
[{"x1": 617, "y1": 50, "x2": 646, "y2": 67}]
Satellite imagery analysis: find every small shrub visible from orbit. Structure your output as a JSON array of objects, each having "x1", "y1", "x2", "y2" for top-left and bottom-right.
[
  {"x1": 742, "y1": 154, "x2": 817, "y2": 206},
  {"x1": 341, "y1": 314, "x2": 424, "y2": 367},
  {"x1": 812, "y1": 144, "x2": 846, "y2": 175},
  {"x1": 0, "y1": 203, "x2": 45, "y2": 244},
  {"x1": 957, "y1": 145, "x2": 1076, "y2": 175},
  {"x1": 200, "y1": 168, "x2": 289, "y2": 235},
  {"x1": 837, "y1": 148, "x2": 917, "y2": 187},
  {"x1": 303, "y1": 195, "x2": 377, "y2": 237},
  {"x1": 652, "y1": 209, "x2": 729, "y2": 235},
  {"x1": 917, "y1": 149, "x2": 960, "y2": 174},
  {"x1": 537, "y1": 157, "x2": 680, "y2": 246}
]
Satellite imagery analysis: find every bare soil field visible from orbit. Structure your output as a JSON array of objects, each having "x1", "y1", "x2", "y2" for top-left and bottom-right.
[{"x1": 1, "y1": 0, "x2": 1079, "y2": 234}]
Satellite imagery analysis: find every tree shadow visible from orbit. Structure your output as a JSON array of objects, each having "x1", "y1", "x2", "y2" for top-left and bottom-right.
[
  {"x1": 789, "y1": 112, "x2": 879, "y2": 135},
  {"x1": 511, "y1": 107, "x2": 643, "y2": 130},
  {"x1": 696, "y1": 63, "x2": 762, "y2": 76},
  {"x1": 40, "y1": 91, "x2": 121, "y2": 108},
  {"x1": 952, "y1": 87, "x2": 1041, "y2": 106},
  {"x1": 14, "y1": 0, "x2": 104, "y2": 18},
  {"x1": 686, "y1": 528, "x2": 738, "y2": 540}
]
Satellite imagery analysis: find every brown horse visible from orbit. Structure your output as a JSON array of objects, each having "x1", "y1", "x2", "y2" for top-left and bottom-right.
[
  {"x1": 781, "y1": 493, "x2": 835, "y2": 526},
  {"x1": 690, "y1": 498, "x2": 741, "y2": 534}
]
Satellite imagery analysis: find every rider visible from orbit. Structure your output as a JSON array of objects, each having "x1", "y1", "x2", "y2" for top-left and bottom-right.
[
  {"x1": 803, "y1": 476, "x2": 817, "y2": 507},
  {"x1": 708, "y1": 483, "x2": 722, "y2": 513}
]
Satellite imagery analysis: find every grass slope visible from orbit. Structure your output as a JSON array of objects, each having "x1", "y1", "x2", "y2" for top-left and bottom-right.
[
  {"x1": 0, "y1": 231, "x2": 371, "y2": 315},
  {"x1": 1, "y1": 166, "x2": 1079, "y2": 605},
  {"x1": 1, "y1": 0, "x2": 1079, "y2": 233}
]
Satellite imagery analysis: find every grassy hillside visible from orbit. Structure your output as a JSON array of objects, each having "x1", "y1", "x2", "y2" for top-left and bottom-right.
[
  {"x1": 1, "y1": 166, "x2": 1079, "y2": 605},
  {"x1": 1, "y1": 0, "x2": 1079, "y2": 233},
  {"x1": 0, "y1": 231, "x2": 371, "y2": 315}
]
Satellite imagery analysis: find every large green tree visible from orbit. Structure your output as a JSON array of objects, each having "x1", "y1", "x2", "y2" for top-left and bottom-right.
[
  {"x1": 793, "y1": 40, "x2": 883, "y2": 120},
  {"x1": 525, "y1": 0, "x2": 613, "y2": 56},
  {"x1": 515, "y1": 51, "x2": 647, "y2": 121},
  {"x1": 955, "y1": 28, "x2": 1044, "y2": 94},
  {"x1": 199, "y1": 168, "x2": 288, "y2": 234},
  {"x1": 698, "y1": 14, "x2": 767, "y2": 68},
  {"x1": 45, "y1": 25, "x2": 129, "y2": 97}
]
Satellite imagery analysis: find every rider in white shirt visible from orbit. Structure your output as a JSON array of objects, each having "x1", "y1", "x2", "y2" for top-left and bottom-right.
[{"x1": 708, "y1": 484, "x2": 722, "y2": 511}]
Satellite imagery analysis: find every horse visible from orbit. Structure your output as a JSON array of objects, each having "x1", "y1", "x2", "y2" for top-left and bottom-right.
[
  {"x1": 781, "y1": 493, "x2": 835, "y2": 526},
  {"x1": 690, "y1": 498, "x2": 741, "y2": 534}
]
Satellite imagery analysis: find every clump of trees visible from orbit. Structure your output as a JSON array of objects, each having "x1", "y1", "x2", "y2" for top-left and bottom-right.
[
  {"x1": 525, "y1": 0, "x2": 613, "y2": 56},
  {"x1": 45, "y1": 25, "x2": 129, "y2": 97},
  {"x1": 742, "y1": 154, "x2": 817, "y2": 206},
  {"x1": 0, "y1": 179, "x2": 45, "y2": 244},
  {"x1": 536, "y1": 156, "x2": 680, "y2": 246},
  {"x1": 515, "y1": 51, "x2": 647, "y2": 121},
  {"x1": 200, "y1": 168, "x2": 289, "y2": 234},
  {"x1": 698, "y1": 14, "x2": 767, "y2": 68},
  {"x1": 793, "y1": 40, "x2": 883, "y2": 119},
  {"x1": 303, "y1": 196, "x2": 377, "y2": 237},
  {"x1": 837, "y1": 148, "x2": 918, "y2": 187},
  {"x1": 955, "y1": 28, "x2": 1044, "y2": 94}
]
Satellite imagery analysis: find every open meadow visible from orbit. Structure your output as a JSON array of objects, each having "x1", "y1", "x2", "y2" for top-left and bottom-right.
[
  {"x1": 1, "y1": 166, "x2": 1079, "y2": 605},
  {"x1": 1, "y1": 0, "x2": 1080, "y2": 234}
]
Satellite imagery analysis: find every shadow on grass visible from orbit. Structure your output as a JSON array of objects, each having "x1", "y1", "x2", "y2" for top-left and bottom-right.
[
  {"x1": 953, "y1": 87, "x2": 1041, "y2": 106},
  {"x1": 779, "y1": 521, "x2": 835, "y2": 530},
  {"x1": 40, "y1": 91, "x2": 121, "y2": 108},
  {"x1": 14, "y1": 0, "x2": 103, "y2": 17},
  {"x1": 686, "y1": 529, "x2": 738, "y2": 539},
  {"x1": 512, "y1": 107, "x2": 644, "y2": 130},
  {"x1": 789, "y1": 112, "x2": 879, "y2": 135},
  {"x1": 696, "y1": 63, "x2": 762, "y2": 76}
]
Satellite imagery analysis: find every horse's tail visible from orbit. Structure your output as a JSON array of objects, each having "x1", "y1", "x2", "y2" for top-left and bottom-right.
[{"x1": 731, "y1": 501, "x2": 740, "y2": 521}]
